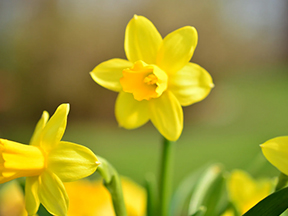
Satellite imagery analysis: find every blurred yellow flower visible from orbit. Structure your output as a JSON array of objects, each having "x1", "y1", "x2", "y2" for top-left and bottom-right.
[
  {"x1": 226, "y1": 170, "x2": 273, "y2": 215},
  {"x1": 0, "y1": 181, "x2": 27, "y2": 216},
  {"x1": 65, "y1": 177, "x2": 146, "y2": 216},
  {"x1": 90, "y1": 15, "x2": 213, "y2": 141},
  {"x1": 261, "y1": 136, "x2": 288, "y2": 176},
  {"x1": 0, "y1": 104, "x2": 100, "y2": 216},
  {"x1": 220, "y1": 209, "x2": 234, "y2": 216}
]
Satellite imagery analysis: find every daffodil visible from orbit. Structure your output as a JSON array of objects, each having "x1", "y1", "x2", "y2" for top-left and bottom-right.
[
  {"x1": 261, "y1": 136, "x2": 288, "y2": 176},
  {"x1": 65, "y1": 177, "x2": 146, "y2": 216},
  {"x1": 0, "y1": 181, "x2": 27, "y2": 216},
  {"x1": 0, "y1": 104, "x2": 100, "y2": 216},
  {"x1": 226, "y1": 170, "x2": 273, "y2": 215},
  {"x1": 90, "y1": 15, "x2": 213, "y2": 141}
]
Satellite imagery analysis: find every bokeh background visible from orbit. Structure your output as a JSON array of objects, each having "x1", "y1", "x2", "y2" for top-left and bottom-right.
[{"x1": 0, "y1": 0, "x2": 288, "y2": 186}]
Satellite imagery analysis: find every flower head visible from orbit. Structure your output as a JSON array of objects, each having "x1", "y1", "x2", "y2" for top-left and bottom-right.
[
  {"x1": 0, "y1": 181, "x2": 26, "y2": 216},
  {"x1": 260, "y1": 136, "x2": 288, "y2": 176},
  {"x1": 0, "y1": 104, "x2": 100, "y2": 216},
  {"x1": 65, "y1": 177, "x2": 146, "y2": 216},
  {"x1": 226, "y1": 170, "x2": 273, "y2": 215},
  {"x1": 90, "y1": 15, "x2": 213, "y2": 141}
]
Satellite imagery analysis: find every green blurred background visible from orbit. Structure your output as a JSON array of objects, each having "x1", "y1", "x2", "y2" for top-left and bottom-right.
[{"x1": 0, "y1": 0, "x2": 288, "y2": 186}]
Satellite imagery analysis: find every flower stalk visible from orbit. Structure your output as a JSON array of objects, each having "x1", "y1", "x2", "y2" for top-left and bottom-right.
[
  {"x1": 96, "y1": 156, "x2": 127, "y2": 216},
  {"x1": 159, "y1": 137, "x2": 175, "y2": 216}
]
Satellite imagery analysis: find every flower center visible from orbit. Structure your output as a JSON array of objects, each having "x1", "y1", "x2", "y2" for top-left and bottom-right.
[{"x1": 120, "y1": 60, "x2": 168, "y2": 101}]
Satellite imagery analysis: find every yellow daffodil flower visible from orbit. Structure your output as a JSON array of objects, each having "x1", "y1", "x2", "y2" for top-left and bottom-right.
[
  {"x1": 226, "y1": 170, "x2": 273, "y2": 215},
  {"x1": 90, "y1": 15, "x2": 213, "y2": 141},
  {"x1": 261, "y1": 136, "x2": 288, "y2": 176},
  {"x1": 0, "y1": 104, "x2": 100, "y2": 216},
  {"x1": 0, "y1": 181, "x2": 27, "y2": 216},
  {"x1": 65, "y1": 177, "x2": 146, "y2": 216}
]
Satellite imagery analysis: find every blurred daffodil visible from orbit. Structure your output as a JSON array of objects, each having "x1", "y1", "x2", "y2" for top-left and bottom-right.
[
  {"x1": 0, "y1": 104, "x2": 100, "y2": 216},
  {"x1": 0, "y1": 181, "x2": 27, "y2": 216},
  {"x1": 226, "y1": 170, "x2": 273, "y2": 215},
  {"x1": 65, "y1": 177, "x2": 146, "y2": 216},
  {"x1": 90, "y1": 15, "x2": 213, "y2": 141},
  {"x1": 261, "y1": 136, "x2": 288, "y2": 176}
]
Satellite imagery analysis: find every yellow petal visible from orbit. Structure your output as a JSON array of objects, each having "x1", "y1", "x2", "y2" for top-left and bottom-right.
[
  {"x1": 25, "y1": 176, "x2": 40, "y2": 215},
  {"x1": 65, "y1": 180, "x2": 114, "y2": 216},
  {"x1": 48, "y1": 141, "x2": 99, "y2": 182},
  {"x1": 29, "y1": 111, "x2": 49, "y2": 146},
  {"x1": 41, "y1": 104, "x2": 69, "y2": 152},
  {"x1": 121, "y1": 177, "x2": 147, "y2": 216},
  {"x1": 261, "y1": 136, "x2": 288, "y2": 176},
  {"x1": 125, "y1": 15, "x2": 162, "y2": 64},
  {"x1": 39, "y1": 171, "x2": 69, "y2": 216},
  {"x1": 149, "y1": 91, "x2": 183, "y2": 141},
  {"x1": 115, "y1": 92, "x2": 149, "y2": 129},
  {"x1": 90, "y1": 58, "x2": 133, "y2": 92},
  {"x1": 65, "y1": 177, "x2": 146, "y2": 216},
  {"x1": 156, "y1": 26, "x2": 198, "y2": 74},
  {"x1": 169, "y1": 63, "x2": 214, "y2": 106}
]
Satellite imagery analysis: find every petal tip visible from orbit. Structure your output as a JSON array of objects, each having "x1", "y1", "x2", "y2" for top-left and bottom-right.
[
  {"x1": 133, "y1": 14, "x2": 139, "y2": 19},
  {"x1": 59, "y1": 103, "x2": 70, "y2": 115},
  {"x1": 42, "y1": 110, "x2": 50, "y2": 119}
]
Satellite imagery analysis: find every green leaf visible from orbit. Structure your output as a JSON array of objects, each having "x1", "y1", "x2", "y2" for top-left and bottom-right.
[
  {"x1": 202, "y1": 173, "x2": 229, "y2": 216},
  {"x1": 170, "y1": 165, "x2": 209, "y2": 216},
  {"x1": 243, "y1": 186, "x2": 288, "y2": 216},
  {"x1": 145, "y1": 173, "x2": 159, "y2": 216},
  {"x1": 188, "y1": 164, "x2": 223, "y2": 216},
  {"x1": 170, "y1": 164, "x2": 230, "y2": 216},
  {"x1": 190, "y1": 206, "x2": 207, "y2": 216}
]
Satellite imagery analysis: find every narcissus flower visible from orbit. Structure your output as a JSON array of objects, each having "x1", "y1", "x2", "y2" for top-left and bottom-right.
[
  {"x1": 0, "y1": 181, "x2": 27, "y2": 216},
  {"x1": 261, "y1": 136, "x2": 288, "y2": 176},
  {"x1": 65, "y1": 177, "x2": 146, "y2": 216},
  {"x1": 226, "y1": 170, "x2": 273, "y2": 215},
  {"x1": 90, "y1": 15, "x2": 213, "y2": 141},
  {"x1": 0, "y1": 104, "x2": 100, "y2": 216}
]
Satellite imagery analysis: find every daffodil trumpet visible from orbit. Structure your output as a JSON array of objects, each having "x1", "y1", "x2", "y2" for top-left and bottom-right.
[{"x1": 0, "y1": 104, "x2": 100, "y2": 216}]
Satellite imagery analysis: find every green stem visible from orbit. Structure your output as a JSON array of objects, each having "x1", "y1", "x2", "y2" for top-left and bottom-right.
[
  {"x1": 159, "y1": 137, "x2": 175, "y2": 216},
  {"x1": 96, "y1": 156, "x2": 127, "y2": 216}
]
